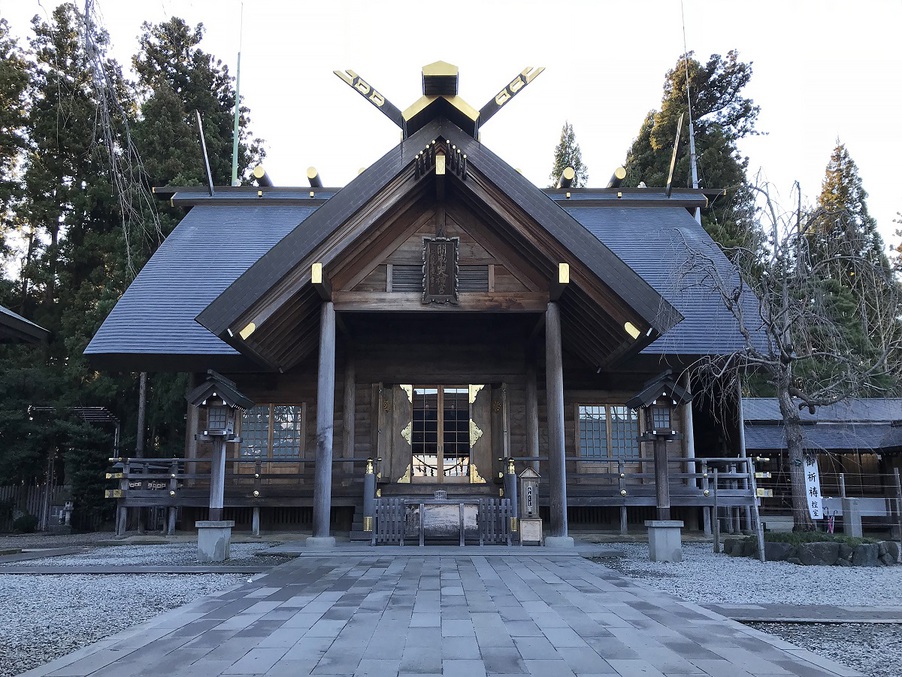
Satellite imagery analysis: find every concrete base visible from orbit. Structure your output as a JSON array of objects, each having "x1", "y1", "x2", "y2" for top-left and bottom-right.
[
  {"x1": 305, "y1": 536, "x2": 336, "y2": 549},
  {"x1": 544, "y1": 536, "x2": 575, "y2": 548},
  {"x1": 645, "y1": 519, "x2": 684, "y2": 562},
  {"x1": 842, "y1": 498, "x2": 863, "y2": 538},
  {"x1": 196, "y1": 520, "x2": 235, "y2": 563}
]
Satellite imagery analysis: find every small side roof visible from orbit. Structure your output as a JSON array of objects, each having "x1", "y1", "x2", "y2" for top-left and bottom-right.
[{"x1": 0, "y1": 305, "x2": 49, "y2": 344}]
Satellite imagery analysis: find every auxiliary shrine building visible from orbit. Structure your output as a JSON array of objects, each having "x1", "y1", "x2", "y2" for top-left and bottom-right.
[{"x1": 86, "y1": 63, "x2": 754, "y2": 542}]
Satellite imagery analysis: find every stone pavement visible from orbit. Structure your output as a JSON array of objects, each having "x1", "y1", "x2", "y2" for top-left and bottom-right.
[
  {"x1": 21, "y1": 548, "x2": 862, "y2": 677},
  {"x1": 704, "y1": 603, "x2": 902, "y2": 624}
]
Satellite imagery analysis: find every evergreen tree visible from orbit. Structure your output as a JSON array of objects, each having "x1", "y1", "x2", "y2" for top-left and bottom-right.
[
  {"x1": 623, "y1": 51, "x2": 761, "y2": 251},
  {"x1": 0, "y1": 19, "x2": 31, "y2": 257},
  {"x1": 806, "y1": 143, "x2": 891, "y2": 354},
  {"x1": 132, "y1": 17, "x2": 263, "y2": 194},
  {"x1": 548, "y1": 121, "x2": 588, "y2": 188}
]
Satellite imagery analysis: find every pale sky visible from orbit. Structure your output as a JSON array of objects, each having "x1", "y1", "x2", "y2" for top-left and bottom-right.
[{"x1": 3, "y1": 0, "x2": 901, "y2": 246}]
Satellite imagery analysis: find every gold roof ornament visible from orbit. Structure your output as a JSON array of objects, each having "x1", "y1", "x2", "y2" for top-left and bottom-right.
[{"x1": 334, "y1": 62, "x2": 544, "y2": 140}]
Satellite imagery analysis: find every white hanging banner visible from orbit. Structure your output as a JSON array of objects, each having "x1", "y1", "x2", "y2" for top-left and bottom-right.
[{"x1": 803, "y1": 453, "x2": 823, "y2": 520}]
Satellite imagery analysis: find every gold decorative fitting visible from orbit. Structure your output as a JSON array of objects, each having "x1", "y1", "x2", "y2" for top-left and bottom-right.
[
  {"x1": 702, "y1": 472, "x2": 708, "y2": 478},
  {"x1": 469, "y1": 463, "x2": 486, "y2": 484},
  {"x1": 254, "y1": 473, "x2": 260, "y2": 479},
  {"x1": 253, "y1": 490, "x2": 260, "y2": 497},
  {"x1": 376, "y1": 489, "x2": 382, "y2": 497},
  {"x1": 703, "y1": 489, "x2": 710, "y2": 496},
  {"x1": 620, "y1": 489, "x2": 627, "y2": 496},
  {"x1": 469, "y1": 420, "x2": 484, "y2": 447},
  {"x1": 619, "y1": 473, "x2": 625, "y2": 478},
  {"x1": 623, "y1": 322, "x2": 641, "y2": 340},
  {"x1": 309, "y1": 191, "x2": 315, "y2": 198},
  {"x1": 617, "y1": 191, "x2": 622, "y2": 198},
  {"x1": 366, "y1": 458, "x2": 374, "y2": 474},
  {"x1": 510, "y1": 517, "x2": 518, "y2": 532},
  {"x1": 363, "y1": 516, "x2": 373, "y2": 532},
  {"x1": 169, "y1": 490, "x2": 176, "y2": 496},
  {"x1": 565, "y1": 192, "x2": 571, "y2": 199},
  {"x1": 398, "y1": 464, "x2": 411, "y2": 484},
  {"x1": 239, "y1": 322, "x2": 256, "y2": 340},
  {"x1": 506, "y1": 459, "x2": 516, "y2": 475},
  {"x1": 257, "y1": 190, "x2": 263, "y2": 198}
]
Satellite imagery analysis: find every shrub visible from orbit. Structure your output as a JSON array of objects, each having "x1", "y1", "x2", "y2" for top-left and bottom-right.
[
  {"x1": 12, "y1": 513, "x2": 38, "y2": 533},
  {"x1": 762, "y1": 531, "x2": 874, "y2": 548}
]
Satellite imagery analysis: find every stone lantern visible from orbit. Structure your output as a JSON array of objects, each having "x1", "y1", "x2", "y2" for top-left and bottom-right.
[
  {"x1": 186, "y1": 370, "x2": 254, "y2": 562},
  {"x1": 627, "y1": 370, "x2": 690, "y2": 562}
]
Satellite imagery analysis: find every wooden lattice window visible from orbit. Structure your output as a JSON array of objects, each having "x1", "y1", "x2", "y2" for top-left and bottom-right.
[
  {"x1": 240, "y1": 404, "x2": 305, "y2": 458},
  {"x1": 577, "y1": 405, "x2": 639, "y2": 460}
]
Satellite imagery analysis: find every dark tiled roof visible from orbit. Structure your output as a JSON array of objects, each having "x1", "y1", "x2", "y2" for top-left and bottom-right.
[
  {"x1": 743, "y1": 397, "x2": 902, "y2": 423},
  {"x1": 563, "y1": 205, "x2": 760, "y2": 355},
  {"x1": 84, "y1": 204, "x2": 319, "y2": 370},
  {"x1": 743, "y1": 398, "x2": 902, "y2": 453},
  {"x1": 744, "y1": 422, "x2": 894, "y2": 452},
  {"x1": 0, "y1": 304, "x2": 49, "y2": 343}
]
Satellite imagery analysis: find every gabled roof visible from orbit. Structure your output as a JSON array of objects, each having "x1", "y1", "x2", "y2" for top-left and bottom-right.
[
  {"x1": 195, "y1": 116, "x2": 681, "y2": 372},
  {"x1": 0, "y1": 304, "x2": 49, "y2": 344}
]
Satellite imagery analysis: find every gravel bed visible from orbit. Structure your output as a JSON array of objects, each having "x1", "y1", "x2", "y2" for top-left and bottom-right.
[
  {"x1": 1, "y1": 542, "x2": 290, "y2": 568},
  {"x1": 596, "y1": 542, "x2": 902, "y2": 677},
  {"x1": 0, "y1": 572, "x2": 247, "y2": 677}
]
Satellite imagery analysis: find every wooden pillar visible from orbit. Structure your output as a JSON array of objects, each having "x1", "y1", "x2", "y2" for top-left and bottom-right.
[
  {"x1": 653, "y1": 436, "x2": 671, "y2": 521},
  {"x1": 343, "y1": 350, "x2": 356, "y2": 460},
  {"x1": 545, "y1": 302, "x2": 568, "y2": 538},
  {"x1": 312, "y1": 302, "x2": 337, "y2": 540},
  {"x1": 526, "y1": 359, "x2": 540, "y2": 472},
  {"x1": 208, "y1": 437, "x2": 226, "y2": 521}
]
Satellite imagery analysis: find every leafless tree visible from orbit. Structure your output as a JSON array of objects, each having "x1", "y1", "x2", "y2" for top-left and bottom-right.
[{"x1": 679, "y1": 183, "x2": 902, "y2": 531}]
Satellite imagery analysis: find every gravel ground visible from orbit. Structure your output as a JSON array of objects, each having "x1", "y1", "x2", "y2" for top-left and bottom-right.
[{"x1": 597, "y1": 542, "x2": 902, "y2": 677}]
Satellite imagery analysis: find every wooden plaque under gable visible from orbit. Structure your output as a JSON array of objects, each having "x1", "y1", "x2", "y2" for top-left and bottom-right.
[{"x1": 422, "y1": 237, "x2": 459, "y2": 305}]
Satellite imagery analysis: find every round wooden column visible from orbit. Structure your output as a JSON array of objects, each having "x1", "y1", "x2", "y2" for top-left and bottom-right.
[
  {"x1": 311, "y1": 302, "x2": 336, "y2": 543},
  {"x1": 545, "y1": 302, "x2": 568, "y2": 538}
]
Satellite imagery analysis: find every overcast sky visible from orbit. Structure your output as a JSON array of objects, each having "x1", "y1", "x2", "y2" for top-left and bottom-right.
[{"x1": 3, "y1": 0, "x2": 901, "y2": 245}]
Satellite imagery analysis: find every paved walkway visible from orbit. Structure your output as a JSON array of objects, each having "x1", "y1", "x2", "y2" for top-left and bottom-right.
[{"x1": 21, "y1": 548, "x2": 862, "y2": 677}]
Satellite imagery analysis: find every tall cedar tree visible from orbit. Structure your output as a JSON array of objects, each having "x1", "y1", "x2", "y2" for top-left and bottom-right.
[
  {"x1": 0, "y1": 19, "x2": 30, "y2": 257},
  {"x1": 0, "y1": 6, "x2": 130, "y2": 525},
  {"x1": 548, "y1": 122, "x2": 588, "y2": 188},
  {"x1": 623, "y1": 51, "x2": 760, "y2": 251}
]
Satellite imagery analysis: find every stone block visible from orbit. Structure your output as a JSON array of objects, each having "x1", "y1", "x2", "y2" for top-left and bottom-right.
[
  {"x1": 852, "y1": 543, "x2": 879, "y2": 567},
  {"x1": 644, "y1": 520, "x2": 684, "y2": 562},
  {"x1": 837, "y1": 543, "x2": 853, "y2": 565},
  {"x1": 882, "y1": 540, "x2": 900, "y2": 562},
  {"x1": 842, "y1": 498, "x2": 863, "y2": 538},
  {"x1": 797, "y1": 541, "x2": 839, "y2": 566},
  {"x1": 196, "y1": 520, "x2": 234, "y2": 563},
  {"x1": 764, "y1": 541, "x2": 795, "y2": 562},
  {"x1": 544, "y1": 536, "x2": 575, "y2": 548}
]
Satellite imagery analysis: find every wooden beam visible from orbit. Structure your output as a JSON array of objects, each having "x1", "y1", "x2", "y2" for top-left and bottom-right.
[
  {"x1": 545, "y1": 301, "x2": 568, "y2": 538},
  {"x1": 549, "y1": 262, "x2": 569, "y2": 301},
  {"x1": 333, "y1": 291, "x2": 548, "y2": 312},
  {"x1": 312, "y1": 302, "x2": 336, "y2": 539},
  {"x1": 311, "y1": 262, "x2": 332, "y2": 301}
]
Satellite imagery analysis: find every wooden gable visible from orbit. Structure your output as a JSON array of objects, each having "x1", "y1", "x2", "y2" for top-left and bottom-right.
[{"x1": 196, "y1": 118, "x2": 680, "y2": 373}]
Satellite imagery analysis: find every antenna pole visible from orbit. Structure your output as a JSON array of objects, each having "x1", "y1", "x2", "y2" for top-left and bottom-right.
[
  {"x1": 231, "y1": 2, "x2": 244, "y2": 186},
  {"x1": 196, "y1": 110, "x2": 215, "y2": 197},
  {"x1": 681, "y1": 0, "x2": 702, "y2": 224}
]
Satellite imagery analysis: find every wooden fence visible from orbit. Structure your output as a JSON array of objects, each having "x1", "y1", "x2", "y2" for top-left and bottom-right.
[{"x1": 0, "y1": 484, "x2": 69, "y2": 532}]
